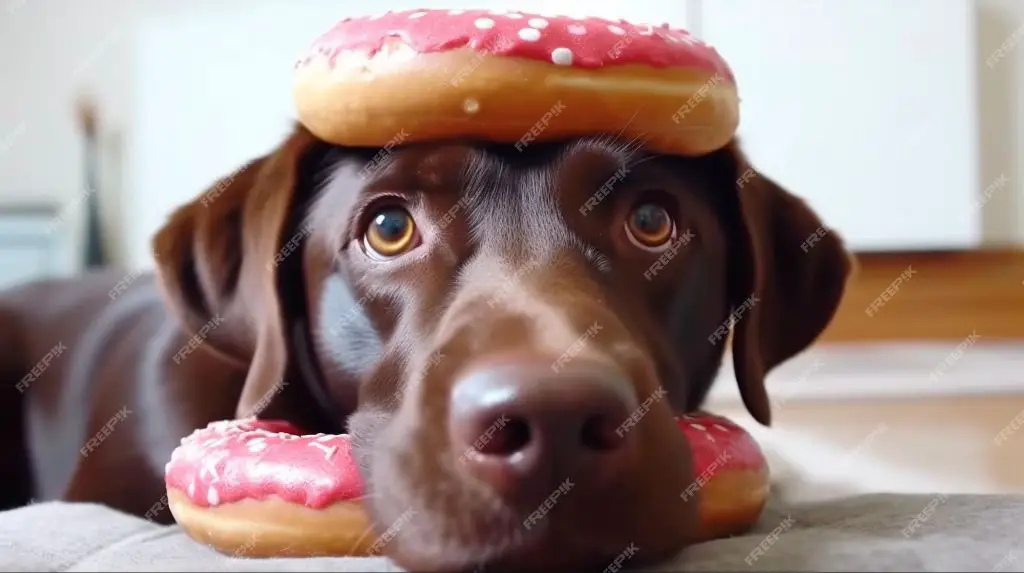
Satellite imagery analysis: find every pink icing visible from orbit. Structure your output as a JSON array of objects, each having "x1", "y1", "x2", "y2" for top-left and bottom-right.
[
  {"x1": 165, "y1": 413, "x2": 762, "y2": 509},
  {"x1": 677, "y1": 412, "x2": 766, "y2": 474},
  {"x1": 296, "y1": 9, "x2": 734, "y2": 82},
  {"x1": 164, "y1": 418, "x2": 363, "y2": 509}
]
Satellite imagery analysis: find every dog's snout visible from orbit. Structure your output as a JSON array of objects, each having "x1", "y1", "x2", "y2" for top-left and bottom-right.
[{"x1": 448, "y1": 358, "x2": 639, "y2": 499}]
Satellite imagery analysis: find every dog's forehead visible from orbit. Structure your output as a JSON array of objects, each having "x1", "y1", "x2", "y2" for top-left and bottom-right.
[{"x1": 356, "y1": 136, "x2": 645, "y2": 188}]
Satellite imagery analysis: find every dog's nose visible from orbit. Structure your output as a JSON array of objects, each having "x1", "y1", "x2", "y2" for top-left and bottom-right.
[{"x1": 449, "y1": 358, "x2": 639, "y2": 499}]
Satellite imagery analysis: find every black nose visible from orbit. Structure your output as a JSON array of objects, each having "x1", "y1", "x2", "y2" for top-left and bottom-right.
[{"x1": 448, "y1": 357, "x2": 639, "y2": 500}]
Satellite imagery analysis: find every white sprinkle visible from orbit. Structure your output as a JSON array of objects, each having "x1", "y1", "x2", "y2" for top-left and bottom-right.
[
  {"x1": 187, "y1": 481, "x2": 196, "y2": 498},
  {"x1": 713, "y1": 424, "x2": 728, "y2": 431},
  {"x1": 408, "y1": 11, "x2": 426, "y2": 19},
  {"x1": 505, "y1": 12, "x2": 523, "y2": 19},
  {"x1": 315, "y1": 435, "x2": 336, "y2": 443},
  {"x1": 207, "y1": 486, "x2": 220, "y2": 506},
  {"x1": 448, "y1": 9, "x2": 464, "y2": 15},
  {"x1": 608, "y1": 25, "x2": 626, "y2": 35},
  {"x1": 692, "y1": 423, "x2": 707, "y2": 431},
  {"x1": 518, "y1": 28, "x2": 542, "y2": 42},
  {"x1": 310, "y1": 441, "x2": 339, "y2": 461},
  {"x1": 474, "y1": 17, "x2": 495, "y2": 30},
  {"x1": 550, "y1": 47, "x2": 573, "y2": 66},
  {"x1": 528, "y1": 17, "x2": 549, "y2": 29},
  {"x1": 463, "y1": 98, "x2": 480, "y2": 114},
  {"x1": 638, "y1": 24, "x2": 655, "y2": 36},
  {"x1": 567, "y1": 24, "x2": 587, "y2": 35}
]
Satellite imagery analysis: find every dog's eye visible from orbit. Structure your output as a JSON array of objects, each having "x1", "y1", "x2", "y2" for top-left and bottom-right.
[
  {"x1": 625, "y1": 202, "x2": 676, "y2": 249},
  {"x1": 363, "y1": 206, "x2": 419, "y2": 259}
]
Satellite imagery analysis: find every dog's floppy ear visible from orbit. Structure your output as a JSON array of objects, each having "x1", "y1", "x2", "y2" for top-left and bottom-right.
[
  {"x1": 714, "y1": 141, "x2": 853, "y2": 426},
  {"x1": 152, "y1": 126, "x2": 322, "y2": 417}
]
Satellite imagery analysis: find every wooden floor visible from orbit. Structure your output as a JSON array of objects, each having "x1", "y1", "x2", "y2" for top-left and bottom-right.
[
  {"x1": 820, "y1": 249, "x2": 1024, "y2": 343},
  {"x1": 737, "y1": 250, "x2": 1024, "y2": 494},
  {"x1": 716, "y1": 394, "x2": 1024, "y2": 494}
]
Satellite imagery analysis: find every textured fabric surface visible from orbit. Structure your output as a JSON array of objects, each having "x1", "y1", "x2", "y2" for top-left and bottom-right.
[{"x1": 1, "y1": 494, "x2": 1022, "y2": 572}]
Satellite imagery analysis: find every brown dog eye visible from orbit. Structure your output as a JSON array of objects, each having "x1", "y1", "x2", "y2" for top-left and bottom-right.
[
  {"x1": 363, "y1": 207, "x2": 418, "y2": 258},
  {"x1": 625, "y1": 202, "x2": 675, "y2": 248}
]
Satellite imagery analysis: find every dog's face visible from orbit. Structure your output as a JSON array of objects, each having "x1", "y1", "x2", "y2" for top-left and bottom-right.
[{"x1": 152, "y1": 127, "x2": 850, "y2": 572}]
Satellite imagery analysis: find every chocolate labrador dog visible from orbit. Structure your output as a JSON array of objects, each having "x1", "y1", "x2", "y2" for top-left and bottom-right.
[{"x1": 0, "y1": 125, "x2": 850, "y2": 572}]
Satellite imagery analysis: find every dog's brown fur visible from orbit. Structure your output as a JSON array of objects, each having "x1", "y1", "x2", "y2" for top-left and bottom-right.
[{"x1": 0, "y1": 126, "x2": 850, "y2": 572}]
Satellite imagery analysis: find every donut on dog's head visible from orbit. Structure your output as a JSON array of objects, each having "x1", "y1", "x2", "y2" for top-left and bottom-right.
[{"x1": 293, "y1": 8, "x2": 739, "y2": 156}]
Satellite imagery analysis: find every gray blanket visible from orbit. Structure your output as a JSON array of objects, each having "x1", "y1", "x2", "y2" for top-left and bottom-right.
[{"x1": 1, "y1": 494, "x2": 1022, "y2": 572}]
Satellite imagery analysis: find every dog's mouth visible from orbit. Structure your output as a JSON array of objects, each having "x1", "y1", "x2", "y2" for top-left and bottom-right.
[{"x1": 348, "y1": 367, "x2": 698, "y2": 573}]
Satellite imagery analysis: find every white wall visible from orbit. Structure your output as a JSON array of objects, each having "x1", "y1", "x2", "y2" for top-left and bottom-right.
[{"x1": 0, "y1": 0, "x2": 1022, "y2": 271}]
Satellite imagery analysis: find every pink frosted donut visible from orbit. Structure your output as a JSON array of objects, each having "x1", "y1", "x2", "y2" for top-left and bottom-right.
[
  {"x1": 676, "y1": 413, "x2": 770, "y2": 541},
  {"x1": 165, "y1": 413, "x2": 768, "y2": 557},
  {"x1": 164, "y1": 418, "x2": 372, "y2": 557},
  {"x1": 292, "y1": 9, "x2": 739, "y2": 157}
]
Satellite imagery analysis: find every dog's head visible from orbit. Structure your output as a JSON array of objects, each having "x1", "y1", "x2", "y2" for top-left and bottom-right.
[{"x1": 153, "y1": 125, "x2": 850, "y2": 572}]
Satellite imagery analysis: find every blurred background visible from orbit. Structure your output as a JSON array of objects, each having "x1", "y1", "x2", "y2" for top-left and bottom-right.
[{"x1": 0, "y1": 0, "x2": 1022, "y2": 496}]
